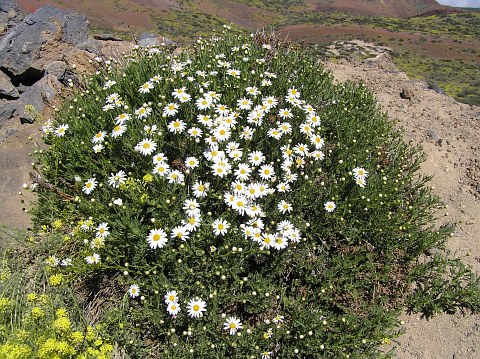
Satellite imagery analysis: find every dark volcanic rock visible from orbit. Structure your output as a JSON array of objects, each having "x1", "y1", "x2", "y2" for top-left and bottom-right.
[
  {"x1": 0, "y1": 5, "x2": 89, "y2": 77},
  {"x1": 17, "y1": 74, "x2": 62, "y2": 117},
  {"x1": 0, "y1": 101, "x2": 20, "y2": 126},
  {"x1": 0, "y1": 69, "x2": 19, "y2": 99},
  {"x1": 93, "y1": 33, "x2": 123, "y2": 41}
]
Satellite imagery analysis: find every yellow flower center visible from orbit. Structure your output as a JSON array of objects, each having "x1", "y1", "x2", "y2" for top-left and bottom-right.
[
  {"x1": 153, "y1": 234, "x2": 160, "y2": 241},
  {"x1": 193, "y1": 304, "x2": 200, "y2": 311}
]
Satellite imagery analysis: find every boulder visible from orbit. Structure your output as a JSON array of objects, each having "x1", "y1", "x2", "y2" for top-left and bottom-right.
[
  {"x1": 0, "y1": 5, "x2": 89, "y2": 78},
  {"x1": 0, "y1": 101, "x2": 20, "y2": 127},
  {"x1": 17, "y1": 74, "x2": 62, "y2": 119},
  {"x1": 0, "y1": 69, "x2": 19, "y2": 99},
  {"x1": 138, "y1": 31, "x2": 173, "y2": 47},
  {"x1": 44, "y1": 60, "x2": 67, "y2": 81}
]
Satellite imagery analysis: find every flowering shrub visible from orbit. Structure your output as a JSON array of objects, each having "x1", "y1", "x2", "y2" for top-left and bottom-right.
[{"x1": 29, "y1": 29, "x2": 479, "y2": 358}]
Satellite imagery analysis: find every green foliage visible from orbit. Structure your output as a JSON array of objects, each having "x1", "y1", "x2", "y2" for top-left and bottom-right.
[
  {"x1": 27, "y1": 30, "x2": 480, "y2": 358},
  {"x1": 0, "y1": 232, "x2": 113, "y2": 359}
]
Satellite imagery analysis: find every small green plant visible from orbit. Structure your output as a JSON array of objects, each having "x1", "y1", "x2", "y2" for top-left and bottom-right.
[
  {"x1": 0, "y1": 234, "x2": 113, "y2": 359},
  {"x1": 27, "y1": 29, "x2": 479, "y2": 358}
]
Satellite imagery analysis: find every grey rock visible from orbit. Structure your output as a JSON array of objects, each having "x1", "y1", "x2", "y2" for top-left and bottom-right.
[
  {"x1": 0, "y1": 69, "x2": 19, "y2": 99},
  {"x1": 18, "y1": 74, "x2": 61, "y2": 117},
  {"x1": 138, "y1": 32, "x2": 157, "y2": 47},
  {"x1": 44, "y1": 60, "x2": 67, "y2": 81},
  {"x1": 0, "y1": 5, "x2": 89, "y2": 77},
  {"x1": 138, "y1": 31, "x2": 173, "y2": 47},
  {"x1": 0, "y1": 101, "x2": 20, "y2": 126},
  {"x1": 76, "y1": 39, "x2": 101, "y2": 54},
  {"x1": 0, "y1": 0, "x2": 16, "y2": 12}
]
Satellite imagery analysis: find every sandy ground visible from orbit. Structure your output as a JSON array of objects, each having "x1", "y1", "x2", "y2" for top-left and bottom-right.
[{"x1": 0, "y1": 51, "x2": 478, "y2": 358}]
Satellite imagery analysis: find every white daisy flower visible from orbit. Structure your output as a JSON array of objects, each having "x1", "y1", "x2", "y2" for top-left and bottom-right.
[
  {"x1": 267, "y1": 128, "x2": 283, "y2": 140},
  {"x1": 153, "y1": 153, "x2": 167, "y2": 164},
  {"x1": 248, "y1": 151, "x2": 265, "y2": 166},
  {"x1": 128, "y1": 284, "x2": 140, "y2": 298},
  {"x1": 139, "y1": 81, "x2": 154, "y2": 94},
  {"x1": 278, "y1": 200, "x2": 293, "y2": 214},
  {"x1": 325, "y1": 201, "x2": 336, "y2": 212},
  {"x1": 192, "y1": 181, "x2": 209, "y2": 198},
  {"x1": 288, "y1": 87, "x2": 301, "y2": 98},
  {"x1": 115, "y1": 113, "x2": 131, "y2": 124},
  {"x1": 240, "y1": 126, "x2": 255, "y2": 140},
  {"x1": 96, "y1": 222, "x2": 110, "y2": 238},
  {"x1": 215, "y1": 104, "x2": 229, "y2": 116},
  {"x1": 195, "y1": 97, "x2": 213, "y2": 110},
  {"x1": 353, "y1": 167, "x2": 369, "y2": 179},
  {"x1": 135, "y1": 105, "x2": 152, "y2": 119},
  {"x1": 153, "y1": 162, "x2": 170, "y2": 177},
  {"x1": 172, "y1": 87, "x2": 187, "y2": 99},
  {"x1": 272, "y1": 235, "x2": 288, "y2": 250},
  {"x1": 223, "y1": 316, "x2": 243, "y2": 335},
  {"x1": 108, "y1": 170, "x2": 127, "y2": 188},
  {"x1": 171, "y1": 226, "x2": 190, "y2": 241},
  {"x1": 86, "y1": 253, "x2": 101, "y2": 264},
  {"x1": 55, "y1": 124, "x2": 69, "y2": 137},
  {"x1": 259, "y1": 164, "x2": 275, "y2": 180},
  {"x1": 276, "y1": 182, "x2": 290, "y2": 193},
  {"x1": 167, "y1": 170, "x2": 184, "y2": 184},
  {"x1": 147, "y1": 228, "x2": 168, "y2": 249},
  {"x1": 188, "y1": 127, "x2": 203, "y2": 138},
  {"x1": 246, "y1": 86, "x2": 260, "y2": 96},
  {"x1": 82, "y1": 178, "x2": 98, "y2": 195},
  {"x1": 186, "y1": 298, "x2": 207, "y2": 318},
  {"x1": 278, "y1": 108, "x2": 293, "y2": 119},
  {"x1": 135, "y1": 138, "x2": 157, "y2": 156},
  {"x1": 92, "y1": 131, "x2": 106, "y2": 143},
  {"x1": 355, "y1": 177, "x2": 367, "y2": 188},
  {"x1": 163, "y1": 103, "x2": 179, "y2": 117},
  {"x1": 103, "y1": 80, "x2": 116, "y2": 89},
  {"x1": 234, "y1": 163, "x2": 252, "y2": 181},
  {"x1": 165, "y1": 290, "x2": 179, "y2": 304},
  {"x1": 213, "y1": 125, "x2": 231, "y2": 142},
  {"x1": 185, "y1": 156, "x2": 199, "y2": 169},
  {"x1": 167, "y1": 302, "x2": 181, "y2": 316},
  {"x1": 111, "y1": 124, "x2": 127, "y2": 138},
  {"x1": 237, "y1": 97, "x2": 253, "y2": 110},
  {"x1": 310, "y1": 134, "x2": 325, "y2": 149},
  {"x1": 212, "y1": 218, "x2": 230, "y2": 236},
  {"x1": 183, "y1": 215, "x2": 202, "y2": 232},
  {"x1": 92, "y1": 144, "x2": 104, "y2": 153},
  {"x1": 167, "y1": 119, "x2": 186, "y2": 134},
  {"x1": 260, "y1": 233, "x2": 274, "y2": 250}
]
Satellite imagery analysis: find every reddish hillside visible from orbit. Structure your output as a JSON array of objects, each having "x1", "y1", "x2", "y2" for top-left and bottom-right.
[{"x1": 307, "y1": 0, "x2": 447, "y2": 18}]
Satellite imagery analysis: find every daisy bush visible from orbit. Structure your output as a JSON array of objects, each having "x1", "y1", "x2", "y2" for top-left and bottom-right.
[{"x1": 29, "y1": 29, "x2": 479, "y2": 358}]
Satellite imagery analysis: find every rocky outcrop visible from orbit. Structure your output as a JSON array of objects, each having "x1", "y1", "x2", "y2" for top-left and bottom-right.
[
  {"x1": 0, "y1": 5, "x2": 88, "y2": 80},
  {"x1": 0, "y1": 2, "x2": 171, "y2": 134}
]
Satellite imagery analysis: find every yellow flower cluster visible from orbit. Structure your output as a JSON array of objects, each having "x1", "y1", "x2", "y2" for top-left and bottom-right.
[{"x1": 0, "y1": 293, "x2": 113, "y2": 359}]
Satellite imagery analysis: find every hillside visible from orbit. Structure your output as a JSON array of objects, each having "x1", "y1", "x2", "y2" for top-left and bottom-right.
[{"x1": 308, "y1": 0, "x2": 447, "y2": 18}]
